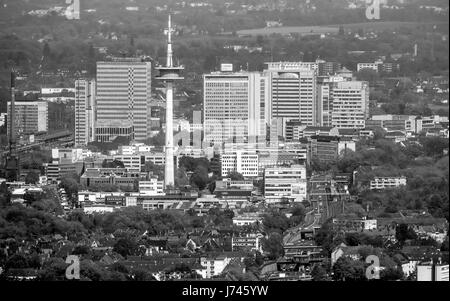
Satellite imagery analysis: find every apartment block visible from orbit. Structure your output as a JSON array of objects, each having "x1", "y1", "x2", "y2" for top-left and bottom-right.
[
  {"x1": 75, "y1": 79, "x2": 96, "y2": 146},
  {"x1": 7, "y1": 100, "x2": 48, "y2": 137},
  {"x1": 331, "y1": 81, "x2": 369, "y2": 129},
  {"x1": 264, "y1": 164, "x2": 307, "y2": 203},
  {"x1": 369, "y1": 177, "x2": 407, "y2": 190}
]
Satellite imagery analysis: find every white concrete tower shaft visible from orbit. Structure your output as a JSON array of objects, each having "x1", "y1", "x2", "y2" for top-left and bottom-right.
[
  {"x1": 165, "y1": 81, "x2": 174, "y2": 187},
  {"x1": 156, "y1": 15, "x2": 183, "y2": 189}
]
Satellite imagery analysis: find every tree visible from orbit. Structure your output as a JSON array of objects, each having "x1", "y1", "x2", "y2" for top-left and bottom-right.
[
  {"x1": 314, "y1": 221, "x2": 341, "y2": 256},
  {"x1": 419, "y1": 137, "x2": 449, "y2": 157},
  {"x1": 262, "y1": 233, "x2": 284, "y2": 260},
  {"x1": 60, "y1": 174, "x2": 80, "y2": 201},
  {"x1": 38, "y1": 257, "x2": 68, "y2": 281},
  {"x1": 25, "y1": 171, "x2": 40, "y2": 184},
  {"x1": 73, "y1": 245, "x2": 91, "y2": 256},
  {"x1": 190, "y1": 165, "x2": 209, "y2": 191},
  {"x1": 289, "y1": 204, "x2": 306, "y2": 227},
  {"x1": 256, "y1": 35, "x2": 265, "y2": 46},
  {"x1": 113, "y1": 238, "x2": 138, "y2": 258},
  {"x1": 381, "y1": 267, "x2": 404, "y2": 281},
  {"x1": 144, "y1": 161, "x2": 165, "y2": 180},
  {"x1": 441, "y1": 237, "x2": 449, "y2": 252},
  {"x1": 102, "y1": 159, "x2": 125, "y2": 168},
  {"x1": 395, "y1": 223, "x2": 417, "y2": 244},
  {"x1": 262, "y1": 212, "x2": 290, "y2": 234},
  {"x1": 175, "y1": 167, "x2": 189, "y2": 187},
  {"x1": 43, "y1": 42, "x2": 51, "y2": 59},
  {"x1": 332, "y1": 257, "x2": 365, "y2": 281},
  {"x1": 227, "y1": 171, "x2": 245, "y2": 181},
  {"x1": 345, "y1": 233, "x2": 362, "y2": 246},
  {"x1": 132, "y1": 269, "x2": 154, "y2": 281},
  {"x1": 311, "y1": 265, "x2": 328, "y2": 281}
]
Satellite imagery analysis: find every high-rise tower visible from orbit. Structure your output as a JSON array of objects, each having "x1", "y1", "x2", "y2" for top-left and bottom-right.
[
  {"x1": 96, "y1": 58, "x2": 151, "y2": 142},
  {"x1": 4, "y1": 72, "x2": 19, "y2": 181},
  {"x1": 155, "y1": 15, "x2": 184, "y2": 188}
]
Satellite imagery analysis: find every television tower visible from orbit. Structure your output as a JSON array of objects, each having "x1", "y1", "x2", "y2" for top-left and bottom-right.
[{"x1": 155, "y1": 15, "x2": 184, "y2": 188}]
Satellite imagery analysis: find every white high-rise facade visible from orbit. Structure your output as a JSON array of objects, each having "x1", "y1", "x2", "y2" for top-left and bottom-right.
[
  {"x1": 96, "y1": 59, "x2": 151, "y2": 141},
  {"x1": 331, "y1": 81, "x2": 370, "y2": 129},
  {"x1": 317, "y1": 75, "x2": 348, "y2": 127},
  {"x1": 203, "y1": 68, "x2": 268, "y2": 145},
  {"x1": 75, "y1": 79, "x2": 96, "y2": 146},
  {"x1": 264, "y1": 62, "x2": 318, "y2": 126}
]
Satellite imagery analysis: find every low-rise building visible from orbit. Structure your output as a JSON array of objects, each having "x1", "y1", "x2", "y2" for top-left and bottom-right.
[
  {"x1": 332, "y1": 217, "x2": 377, "y2": 231},
  {"x1": 309, "y1": 136, "x2": 356, "y2": 163},
  {"x1": 221, "y1": 151, "x2": 259, "y2": 178},
  {"x1": 417, "y1": 262, "x2": 449, "y2": 281},
  {"x1": 80, "y1": 168, "x2": 142, "y2": 190},
  {"x1": 139, "y1": 179, "x2": 164, "y2": 195},
  {"x1": 199, "y1": 256, "x2": 233, "y2": 279},
  {"x1": 370, "y1": 177, "x2": 407, "y2": 190},
  {"x1": 232, "y1": 233, "x2": 264, "y2": 253},
  {"x1": 232, "y1": 213, "x2": 263, "y2": 226},
  {"x1": 264, "y1": 165, "x2": 307, "y2": 203},
  {"x1": 283, "y1": 241, "x2": 325, "y2": 264}
]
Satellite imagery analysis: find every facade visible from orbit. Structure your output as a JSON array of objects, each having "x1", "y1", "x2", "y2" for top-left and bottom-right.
[
  {"x1": 7, "y1": 100, "x2": 48, "y2": 137},
  {"x1": 283, "y1": 241, "x2": 324, "y2": 263},
  {"x1": 113, "y1": 152, "x2": 165, "y2": 172},
  {"x1": 316, "y1": 75, "x2": 348, "y2": 127},
  {"x1": 417, "y1": 263, "x2": 449, "y2": 281},
  {"x1": 369, "y1": 115, "x2": 417, "y2": 133},
  {"x1": 199, "y1": 256, "x2": 233, "y2": 279},
  {"x1": 285, "y1": 120, "x2": 305, "y2": 141},
  {"x1": 331, "y1": 81, "x2": 369, "y2": 129},
  {"x1": 231, "y1": 233, "x2": 264, "y2": 253},
  {"x1": 75, "y1": 79, "x2": 96, "y2": 146},
  {"x1": 80, "y1": 168, "x2": 142, "y2": 190},
  {"x1": 96, "y1": 58, "x2": 152, "y2": 141},
  {"x1": 95, "y1": 120, "x2": 134, "y2": 143},
  {"x1": 309, "y1": 136, "x2": 356, "y2": 163},
  {"x1": 43, "y1": 148, "x2": 82, "y2": 183},
  {"x1": 302, "y1": 126, "x2": 339, "y2": 138},
  {"x1": 0, "y1": 113, "x2": 6, "y2": 127},
  {"x1": 265, "y1": 62, "x2": 318, "y2": 126},
  {"x1": 232, "y1": 213, "x2": 263, "y2": 226},
  {"x1": 264, "y1": 165, "x2": 307, "y2": 203},
  {"x1": 332, "y1": 217, "x2": 377, "y2": 231},
  {"x1": 357, "y1": 62, "x2": 381, "y2": 72},
  {"x1": 203, "y1": 68, "x2": 268, "y2": 145},
  {"x1": 370, "y1": 177, "x2": 407, "y2": 190},
  {"x1": 317, "y1": 60, "x2": 342, "y2": 76},
  {"x1": 139, "y1": 179, "x2": 164, "y2": 195},
  {"x1": 220, "y1": 151, "x2": 259, "y2": 178}
]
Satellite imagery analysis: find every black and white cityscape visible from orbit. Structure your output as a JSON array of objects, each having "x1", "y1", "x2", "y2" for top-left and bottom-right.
[{"x1": 0, "y1": 0, "x2": 449, "y2": 284}]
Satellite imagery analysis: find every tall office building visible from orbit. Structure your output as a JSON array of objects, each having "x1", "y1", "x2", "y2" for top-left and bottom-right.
[
  {"x1": 203, "y1": 64, "x2": 268, "y2": 145},
  {"x1": 264, "y1": 62, "x2": 318, "y2": 126},
  {"x1": 317, "y1": 75, "x2": 348, "y2": 127},
  {"x1": 96, "y1": 58, "x2": 151, "y2": 141},
  {"x1": 75, "y1": 79, "x2": 96, "y2": 146},
  {"x1": 331, "y1": 81, "x2": 370, "y2": 129},
  {"x1": 7, "y1": 100, "x2": 48, "y2": 137}
]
